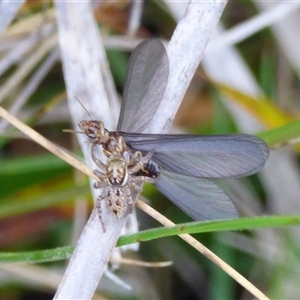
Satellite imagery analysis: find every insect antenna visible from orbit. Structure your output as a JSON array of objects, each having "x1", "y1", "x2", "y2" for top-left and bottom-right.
[
  {"x1": 62, "y1": 128, "x2": 84, "y2": 134},
  {"x1": 63, "y1": 97, "x2": 96, "y2": 136},
  {"x1": 75, "y1": 96, "x2": 93, "y2": 120}
]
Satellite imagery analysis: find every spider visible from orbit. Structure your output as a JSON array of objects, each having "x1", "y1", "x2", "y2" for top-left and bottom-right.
[{"x1": 90, "y1": 137, "x2": 154, "y2": 231}]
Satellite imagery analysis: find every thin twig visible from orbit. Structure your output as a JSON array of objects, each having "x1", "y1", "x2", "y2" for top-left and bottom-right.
[
  {"x1": 0, "y1": 106, "x2": 96, "y2": 180},
  {"x1": 136, "y1": 200, "x2": 270, "y2": 300},
  {"x1": 0, "y1": 48, "x2": 59, "y2": 131}
]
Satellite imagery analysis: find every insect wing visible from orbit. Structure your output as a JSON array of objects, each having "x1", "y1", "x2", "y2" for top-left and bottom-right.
[
  {"x1": 154, "y1": 170, "x2": 238, "y2": 221},
  {"x1": 121, "y1": 132, "x2": 269, "y2": 178},
  {"x1": 117, "y1": 39, "x2": 169, "y2": 133}
]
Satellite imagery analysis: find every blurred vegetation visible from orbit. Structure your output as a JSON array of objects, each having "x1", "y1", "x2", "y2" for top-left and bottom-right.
[{"x1": 1, "y1": 1, "x2": 300, "y2": 299}]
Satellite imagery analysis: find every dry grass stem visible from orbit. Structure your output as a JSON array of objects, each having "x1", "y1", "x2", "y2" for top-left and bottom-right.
[
  {"x1": 111, "y1": 257, "x2": 173, "y2": 268},
  {"x1": 0, "y1": 106, "x2": 96, "y2": 180},
  {"x1": 0, "y1": 34, "x2": 57, "y2": 103},
  {"x1": 136, "y1": 199, "x2": 270, "y2": 300}
]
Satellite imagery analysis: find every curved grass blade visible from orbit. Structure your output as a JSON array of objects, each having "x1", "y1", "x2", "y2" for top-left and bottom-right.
[
  {"x1": 154, "y1": 170, "x2": 238, "y2": 221},
  {"x1": 120, "y1": 132, "x2": 269, "y2": 178},
  {"x1": 117, "y1": 39, "x2": 169, "y2": 133}
]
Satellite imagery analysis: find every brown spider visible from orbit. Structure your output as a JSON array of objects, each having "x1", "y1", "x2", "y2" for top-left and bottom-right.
[{"x1": 91, "y1": 139, "x2": 153, "y2": 231}]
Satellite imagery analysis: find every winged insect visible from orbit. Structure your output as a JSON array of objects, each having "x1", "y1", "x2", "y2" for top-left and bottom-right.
[{"x1": 79, "y1": 39, "x2": 269, "y2": 225}]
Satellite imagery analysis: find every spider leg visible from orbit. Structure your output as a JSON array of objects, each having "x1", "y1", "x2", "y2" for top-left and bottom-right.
[
  {"x1": 96, "y1": 192, "x2": 106, "y2": 232},
  {"x1": 91, "y1": 143, "x2": 106, "y2": 171}
]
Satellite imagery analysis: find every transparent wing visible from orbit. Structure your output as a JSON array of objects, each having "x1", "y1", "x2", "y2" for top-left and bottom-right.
[
  {"x1": 117, "y1": 39, "x2": 169, "y2": 133},
  {"x1": 154, "y1": 170, "x2": 238, "y2": 221},
  {"x1": 121, "y1": 132, "x2": 269, "y2": 178}
]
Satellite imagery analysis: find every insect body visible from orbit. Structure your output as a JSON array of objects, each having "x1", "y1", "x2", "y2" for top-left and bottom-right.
[{"x1": 132, "y1": 159, "x2": 160, "y2": 178}]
